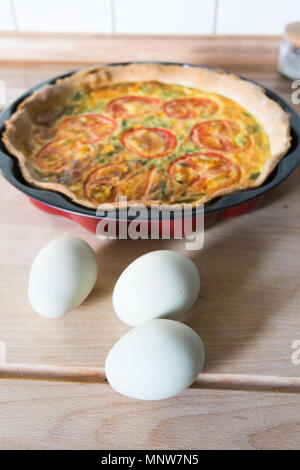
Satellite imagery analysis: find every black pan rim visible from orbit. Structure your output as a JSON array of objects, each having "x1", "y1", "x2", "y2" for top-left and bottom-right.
[{"x1": 0, "y1": 61, "x2": 299, "y2": 221}]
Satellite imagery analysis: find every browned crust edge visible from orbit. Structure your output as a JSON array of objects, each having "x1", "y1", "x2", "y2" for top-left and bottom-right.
[{"x1": 2, "y1": 63, "x2": 291, "y2": 210}]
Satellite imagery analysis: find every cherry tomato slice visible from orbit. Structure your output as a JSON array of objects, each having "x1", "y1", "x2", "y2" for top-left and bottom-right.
[
  {"x1": 58, "y1": 114, "x2": 117, "y2": 143},
  {"x1": 190, "y1": 120, "x2": 250, "y2": 152},
  {"x1": 34, "y1": 138, "x2": 95, "y2": 173},
  {"x1": 169, "y1": 152, "x2": 241, "y2": 195},
  {"x1": 164, "y1": 98, "x2": 218, "y2": 119},
  {"x1": 106, "y1": 96, "x2": 160, "y2": 119},
  {"x1": 121, "y1": 127, "x2": 177, "y2": 159},
  {"x1": 84, "y1": 163, "x2": 152, "y2": 204}
]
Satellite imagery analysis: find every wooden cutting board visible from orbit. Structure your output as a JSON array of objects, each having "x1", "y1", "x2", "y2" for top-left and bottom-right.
[{"x1": 0, "y1": 33, "x2": 300, "y2": 450}]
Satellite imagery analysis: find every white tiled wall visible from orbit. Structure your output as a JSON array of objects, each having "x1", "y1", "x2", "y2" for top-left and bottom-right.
[
  {"x1": 114, "y1": 0, "x2": 216, "y2": 34},
  {"x1": 13, "y1": 0, "x2": 112, "y2": 33},
  {"x1": 0, "y1": 0, "x2": 15, "y2": 30},
  {"x1": 217, "y1": 0, "x2": 300, "y2": 34},
  {"x1": 0, "y1": 0, "x2": 299, "y2": 34}
]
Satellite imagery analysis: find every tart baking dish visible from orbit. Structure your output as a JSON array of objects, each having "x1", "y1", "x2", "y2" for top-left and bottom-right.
[{"x1": 0, "y1": 62, "x2": 300, "y2": 233}]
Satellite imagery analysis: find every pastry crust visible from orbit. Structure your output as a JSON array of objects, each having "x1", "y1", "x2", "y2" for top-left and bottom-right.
[{"x1": 2, "y1": 63, "x2": 291, "y2": 209}]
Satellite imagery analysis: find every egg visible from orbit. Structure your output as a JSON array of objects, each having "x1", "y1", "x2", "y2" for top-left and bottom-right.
[
  {"x1": 28, "y1": 236, "x2": 98, "y2": 318},
  {"x1": 105, "y1": 319, "x2": 205, "y2": 400},
  {"x1": 113, "y1": 250, "x2": 200, "y2": 326}
]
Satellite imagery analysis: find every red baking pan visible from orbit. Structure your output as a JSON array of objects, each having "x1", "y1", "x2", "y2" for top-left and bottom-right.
[{"x1": 1, "y1": 62, "x2": 300, "y2": 235}]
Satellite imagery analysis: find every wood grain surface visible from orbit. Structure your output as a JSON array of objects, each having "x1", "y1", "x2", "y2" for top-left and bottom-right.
[{"x1": 0, "y1": 33, "x2": 300, "y2": 450}]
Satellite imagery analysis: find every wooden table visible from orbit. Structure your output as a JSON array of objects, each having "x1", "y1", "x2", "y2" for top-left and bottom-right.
[{"x1": 0, "y1": 33, "x2": 300, "y2": 450}]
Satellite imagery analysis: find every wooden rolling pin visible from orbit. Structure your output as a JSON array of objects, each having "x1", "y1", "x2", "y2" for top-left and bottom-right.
[{"x1": 1, "y1": 362, "x2": 300, "y2": 394}]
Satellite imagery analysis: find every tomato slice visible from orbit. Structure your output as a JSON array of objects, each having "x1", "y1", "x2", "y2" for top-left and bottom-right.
[
  {"x1": 169, "y1": 152, "x2": 241, "y2": 195},
  {"x1": 121, "y1": 127, "x2": 177, "y2": 159},
  {"x1": 190, "y1": 120, "x2": 250, "y2": 152},
  {"x1": 164, "y1": 98, "x2": 218, "y2": 120},
  {"x1": 34, "y1": 138, "x2": 95, "y2": 173},
  {"x1": 84, "y1": 163, "x2": 152, "y2": 204},
  {"x1": 58, "y1": 114, "x2": 117, "y2": 143},
  {"x1": 106, "y1": 96, "x2": 160, "y2": 119}
]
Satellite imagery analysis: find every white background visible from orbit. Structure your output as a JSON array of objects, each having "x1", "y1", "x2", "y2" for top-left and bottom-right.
[{"x1": 0, "y1": 0, "x2": 299, "y2": 34}]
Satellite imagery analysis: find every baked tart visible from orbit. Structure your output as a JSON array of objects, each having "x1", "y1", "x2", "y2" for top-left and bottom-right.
[{"x1": 3, "y1": 64, "x2": 291, "y2": 208}]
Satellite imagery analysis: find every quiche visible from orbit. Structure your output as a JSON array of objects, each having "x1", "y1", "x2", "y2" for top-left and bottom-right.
[{"x1": 3, "y1": 64, "x2": 291, "y2": 208}]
